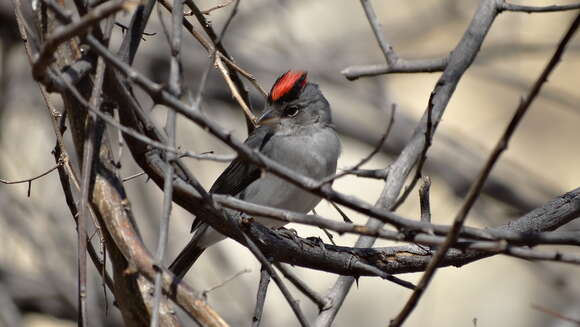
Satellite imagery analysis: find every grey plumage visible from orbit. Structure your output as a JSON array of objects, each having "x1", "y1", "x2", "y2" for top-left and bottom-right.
[{"x1": 170, "y1": 73, "x2": 341, "y2": 279}]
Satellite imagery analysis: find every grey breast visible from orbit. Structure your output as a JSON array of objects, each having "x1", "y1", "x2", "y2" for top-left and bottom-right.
[{"x1": 241, "y1": 125, "x2": 340, "y2": 227}]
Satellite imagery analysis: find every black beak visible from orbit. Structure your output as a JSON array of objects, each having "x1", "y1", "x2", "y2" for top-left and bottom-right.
[{"x1": 257, "y1": 109, "x2": 280, "y2": 126}]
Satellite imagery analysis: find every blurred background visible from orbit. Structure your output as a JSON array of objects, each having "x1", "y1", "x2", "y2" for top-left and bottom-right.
[{"x1": 1, "y1": 0, "x2": 580, "y2": 326}]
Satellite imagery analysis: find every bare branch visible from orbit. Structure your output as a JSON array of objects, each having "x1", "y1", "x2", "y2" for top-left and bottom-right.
[
  {"x1": 317, "y1": 2, "x2": 510, "y2": 325},
  {"x1": 122, "y1": 171, "x2": 146, "y2": 182},
  {"x1": 184, "y1": 0, "x2": 257, "y2": 129},
  {"x1": 0, "y1": 164, "x2": 60, "y2": 185},
  {"x1": 275, "y1": 264, "x2": 331, "y2": 311},
  {"x1": 359, "y1": 0, "x2": 397, "y2": 65},
  {"x1": 202, "y1": 269, "x2": 251, "y2": 298},
  {"x1": 392, "y1": 96, "x2": 434, "y2": 210},
  {"x1": 150, "y1": 0, "x2": 184, "y2": 323},
  {"x1": 500, "y1": 2, "x2": 580, "y2": 13},
  {"x1": 241, "y1": 231, "x2": 310, "y2": 327},
  {"x1": 342, "y1": 57, "x2": 448, "y2": 80},
  {"x1": 345, "y1": 0, "x2": 449, "y2": 81},
  {"x1": 389, "y1": 11, "x2": 580, "y2": 327},
  {"x1": 215, "y1": 193, "x2": 580, "y2": 248},
  {"x1": 317, "y1": 104, "x2": 395, "y2": 187},
  {"x1": 11, "y1": 0, "x2": 580, "y2": 324},
  {"x1": 251, "y1": 267, "x2": 271, "y2": 327},
  {"x1": 116, "y1": 0, "x2": 156, "y2": 64}
]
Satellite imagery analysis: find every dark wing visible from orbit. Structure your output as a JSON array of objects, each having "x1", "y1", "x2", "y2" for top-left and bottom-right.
[{"x1": 190, "y1": 126, "x2": 274, "y2": 231}]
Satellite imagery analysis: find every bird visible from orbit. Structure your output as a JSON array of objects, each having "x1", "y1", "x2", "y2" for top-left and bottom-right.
[{"x1": 169, "y1": 70, "x2": 341, "y2": 279}]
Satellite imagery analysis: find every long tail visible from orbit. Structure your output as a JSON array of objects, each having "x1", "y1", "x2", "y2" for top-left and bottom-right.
[{"x1": 169, "y1": 238, "x2": 206, "y2": 279}]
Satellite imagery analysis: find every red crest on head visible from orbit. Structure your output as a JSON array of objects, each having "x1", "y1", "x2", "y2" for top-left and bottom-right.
[{"x1": 268, "y1": 70, "x2": 308, "y2": 103}]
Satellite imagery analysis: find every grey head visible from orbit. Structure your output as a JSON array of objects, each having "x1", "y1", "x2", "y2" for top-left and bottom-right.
[{"x1": 257, "y1": 71, "x2": 332, "y2": 132}]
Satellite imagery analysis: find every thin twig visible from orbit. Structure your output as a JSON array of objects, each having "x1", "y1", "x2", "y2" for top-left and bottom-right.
[
  {"x1": 112, "y1": 108, "x2": 125, "y2": 168},
  {"x1": 241, "y1": 231, "x2": 311, "y2": 327},
  {"x1": 214, "y1": 194, "x2": 580, "y2": 248},
  {"x1": 150, "y1": 0, "x2": 183, "y2": 324},
  {"x1": 215, "y1": 56, "x2": 258, "y2": 124},
  {"x1": 54, "y1": 117, "x2": 116, "y2": 293},
  {"x1": 418, "y1": 177, "x2": 432, "y2": 224},
  {"x1": 275, "y1": 263, "x2": 331, "y2": 311},
  {"x1": 342, "y1": 57, "x2": 448, "y2": 80},
  {"x1": 79, "y1": 13, "x2": 114, "y2": 325},
  {"x1": 500, "y1": 2, "x2": 580, "y2": 13},
  {"x1": 53, "y1": 66, "x2": 232, "y2": 163},
  {"x1": 313, "y1": 208, "x2": 339, "y2": 245},
  {"x1": 531, "y1": 303, "x2": 580, "y2": 324},
  {"x1": 190, "y1": 0, "x2": 240, "y2": 113},
  {"x1": 184, "y1": 0, "x2": 258, "y2": 129},
  {"x1": 252, "y1": 266, "x2": 271, "y2": 327},
  {"x1": 389, "y1": 12, "x2": 580, "y2": 327},
  {"x1": 76, "y1": 81, "x2": 92, "y2": 327},
  {"x1": 122, "y1": 171, "x2": 146, "y2": 182},
  {"x1": 201, "y1": 0, "x2": 234, "y2": 15},
  {"x1": 13, "y1": 3, "x2": 117, "y2": 298},
  {"x1": 328, "y1": 201, "x2": 353, "y2": 224},
  {"x1": 392, "y1": 95, "x2": 434, "y2": 210},
  {"x1": 0, "y1": 164, "x2": 60, "y2": 185},
  {"x1": 349, "y1": 168, "x2": 389, "y2": 179},
  {"x1": 350, "y1": 0, "x2": 450, "y2": 81},
  {"x1": 316, "y1": 104, "x2": 395, "y2": 187},
  {"x1": 74, "y1": 10, "x2": 112, "y2": 321},
  {"x1": 75, "y1": 17, "x2": 112, "y2": 325},
  {"x1": 116, "y1": 0, "x2": 156, "y2": 64},
  {"x1": 114, "y1": 22, "x2": 157, "y2": 36},
  {"x1": 320, "y1": 228, "x2": 337, "y2": 246},
  {"x1": 203, "y1": 269, "x2": 251, "y2": 298},
  {"x1": 360, "y1": 0, "x2": 397, "y2": 65},
  {"x1": 160, "y1": 0, "x2": 267, "y2": 97}
]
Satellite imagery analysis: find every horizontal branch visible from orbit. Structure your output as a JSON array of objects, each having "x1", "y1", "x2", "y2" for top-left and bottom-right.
[
  {"x1": 499, "y1": 2, "x2": 580, "y2": 13},
  {"x1": 341, "y1": 57, "x2": 448, "y2": 80},
  {"x1": 234, "y1": 188, "x2": 580, "y2": 275},
  {"x1": 213, "y1": 192, "x2": 580, "y2": 248}
]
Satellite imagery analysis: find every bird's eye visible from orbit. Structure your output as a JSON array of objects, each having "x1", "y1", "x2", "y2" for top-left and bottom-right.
[{"x1": 284, "y1": 106, "x2": 299, "y2": 117}]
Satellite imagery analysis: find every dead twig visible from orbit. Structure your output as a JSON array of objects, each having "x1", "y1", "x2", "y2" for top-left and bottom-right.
[{"x1": 201, "y1": 0, "x2": 235, "y2": 15}]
